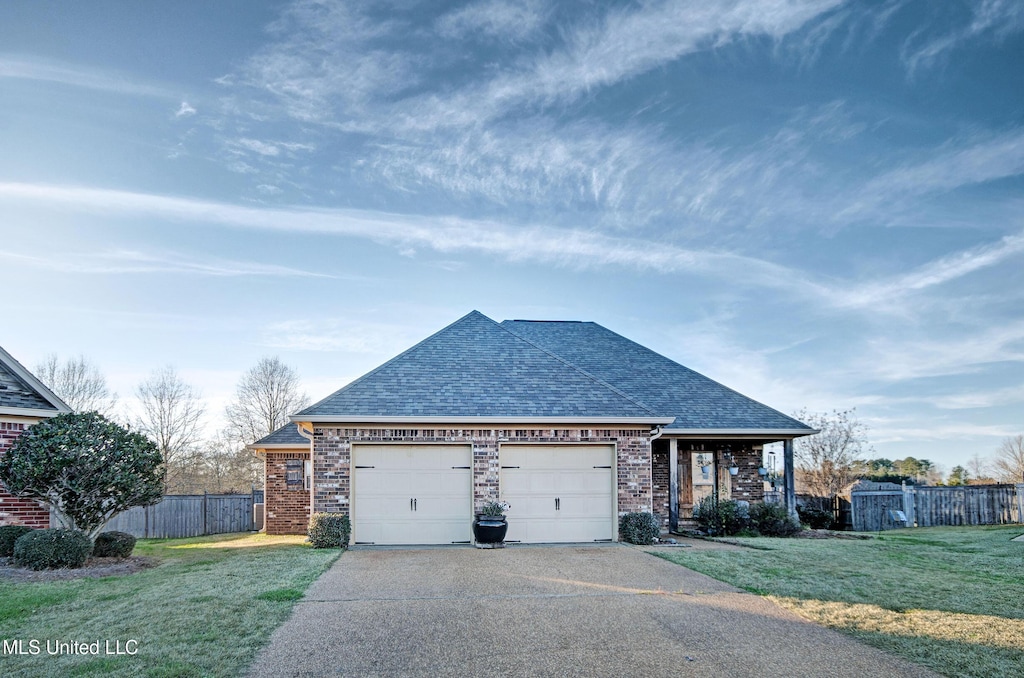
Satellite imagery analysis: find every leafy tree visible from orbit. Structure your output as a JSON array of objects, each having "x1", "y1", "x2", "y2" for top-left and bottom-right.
[
  {"x1": 793, "y1": 408, "x2": 872, "y2": 498},
  {"x1": 34, "y1": 354, "x2": 117, "y2": 415},
  {"x1": 946, "y1": 465, "x2": 969, "y2": 486},
  {"x1": 993, "y1": 435, "x2": 1024, "y2": 483},
  {"x1": 135, "y1": 366, "x2": 205, "y2": 493},
  {"x1": 0, "y1": 412, "x2": 163, "y2": 539}
]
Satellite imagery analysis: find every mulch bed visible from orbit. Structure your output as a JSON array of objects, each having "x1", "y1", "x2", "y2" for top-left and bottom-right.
[{"x1": 0, "y1": 556, "x2": 158, "y2": 582}]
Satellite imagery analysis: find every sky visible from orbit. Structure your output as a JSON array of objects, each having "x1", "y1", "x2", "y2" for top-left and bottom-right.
[{"x1": 1, "y1": 0, "x2": 1022, "y2": 475}]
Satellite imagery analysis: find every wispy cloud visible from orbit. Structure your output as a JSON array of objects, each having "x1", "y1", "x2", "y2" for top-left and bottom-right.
[
  {"x1": 262, "y1": 319, "x2": 418, "y2": 353},
  {"x1": 436, "y1": 0, "x2": 548, "y2": 43},
  {"x1": 0, "y1": 247, "x2": 334, "y2": 278},
  {"x1": 175, "y1": 101, "x2": 197, "y2": 117},
  {"x1": 0, "y1": 180, "x2": 829, "y2": 297},
  {"x1": 0, "y1": 55, "x2": 174, "y2": 98},
  {"x1": 903, "y1": 0, "x2": 1024, "y2": 76}
]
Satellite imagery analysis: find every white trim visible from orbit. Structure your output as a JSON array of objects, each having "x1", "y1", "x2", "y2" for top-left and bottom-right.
[
  {"x1": 292, "y1": 415, "x2": 673, "y2": 425},
  {"x1": 0, "y1": 345, "x2": 72, "y2": 415},
  {"x1": 0, "y1": 406, "x2": 65, "y2": 419},
  {"x1": 250, "y1": 443, "x2": 310, "y2": 451},
  {"x1": 662, "y1": 428, "x2": 819, "y2": 439}
]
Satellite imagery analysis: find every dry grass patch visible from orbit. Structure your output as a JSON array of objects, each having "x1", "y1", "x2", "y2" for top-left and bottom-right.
[{"x1": 656, "y1": 525, "x2": 1024, "y2": 678}]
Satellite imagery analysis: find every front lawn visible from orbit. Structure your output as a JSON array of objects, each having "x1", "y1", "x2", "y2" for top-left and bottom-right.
[
  {"x1": 0, "y1": 533, "x2": 341, "y2": 677},
  {"x1": 656, "y1": 525, "x2": 1024, "y2": 678}
]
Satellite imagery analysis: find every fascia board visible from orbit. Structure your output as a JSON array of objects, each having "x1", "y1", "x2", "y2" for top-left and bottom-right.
[
  {"x1": 662, "y1": 428, "x2": 820, "y2": 439},
  {"x1": 291, "y1": 415, "x2": 674, "y2": 425}
]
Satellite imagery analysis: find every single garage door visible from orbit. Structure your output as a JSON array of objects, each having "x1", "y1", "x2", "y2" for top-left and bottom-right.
[
  {"x1": 352, "y1": 444, "x2": 472, "y2": 545},
  {"x1": 500, "y1": 445, "x2": 615, "y2": 543}
]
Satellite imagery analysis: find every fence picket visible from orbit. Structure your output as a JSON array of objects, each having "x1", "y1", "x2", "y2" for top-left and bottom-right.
[{"x1": 852, "y1": 484, "x2": 1022, "y2": 531}]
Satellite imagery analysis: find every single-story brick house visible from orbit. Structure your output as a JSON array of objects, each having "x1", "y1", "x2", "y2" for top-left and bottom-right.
[
  {"x1": 0, "y1": 345, "x2": 72, "y2": 527},
  {"x1": 250, "y1": 311, "x2": 813, "y2": 543}
]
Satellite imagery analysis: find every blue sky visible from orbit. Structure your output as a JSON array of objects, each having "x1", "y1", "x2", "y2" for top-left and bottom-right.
[{"x1": 1, "y1": 0, "x2": 1022, "y2": 473}]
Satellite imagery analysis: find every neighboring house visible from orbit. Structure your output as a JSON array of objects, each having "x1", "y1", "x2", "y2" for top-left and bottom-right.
[
  {"x1": 257, "y1": 311, "x2": 814, "y2": 543},
  {"x1": 0, "y1": 345, "x2": 73, "y2": 527}
]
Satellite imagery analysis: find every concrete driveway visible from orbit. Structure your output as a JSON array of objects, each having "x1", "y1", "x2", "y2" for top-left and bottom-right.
[{"x1": 249, "y1": 544, "x2": 936, "y2": 678}]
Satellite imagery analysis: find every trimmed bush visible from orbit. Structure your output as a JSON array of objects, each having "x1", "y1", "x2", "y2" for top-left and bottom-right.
[
  {"x1": 0, "y1": 525, "x2": 34, "y2": 557},
  {"x1": 308, "y1": 513, "x2": 350, "y2": 549},
  {"x1": 93, "y1": 531, "x2": 136, "y2": 558},
  {"x1": 13, "y1": 528, "x2": 92, "y2": 570},
  {"x1": 797, "y1": 505, "x2": 835, "y2": 530},
  {"x1": 749, "y1": 502, "x2": 801, "y2": 537},
  {"x1": 619, "y1": 512, "x2": 661, "y2": 545},
  {"x1": 693, "y1": 498, "x2": 750, "y2": 536}
]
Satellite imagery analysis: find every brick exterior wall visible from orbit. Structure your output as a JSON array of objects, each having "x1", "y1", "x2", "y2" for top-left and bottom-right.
[
  {"x1": 730, "y1": 445, "x2": 766, "y2": 502},
  {"x1": 309, "y1": 427, "x2": 654, "y2": 536},
  {"x1": 264, "y1": 451, "x2": 312, "y2": 535},
  {"x1": 651, "y1": 446, "x2": 670, "y2": 529},
  {"x1": 0, "y1": 419, "x2": 50, "y2": 528}
]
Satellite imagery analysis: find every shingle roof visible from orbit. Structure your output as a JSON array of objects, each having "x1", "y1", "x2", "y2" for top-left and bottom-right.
[
  {"x1": 0, "y1": 347, "x2": 66, "y2": 413},
  {"x1": 253, "y1": 423, "x2": 309, "y2": 447},
  {"x1": 501, "y1": 320, "x2": 811, "y2": 432},
  {"x1": 296, "y1": 311, "x2": 660, "y2": 420}
]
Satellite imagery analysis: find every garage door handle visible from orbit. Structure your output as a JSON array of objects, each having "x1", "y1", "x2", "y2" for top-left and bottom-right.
[
  {"x1": 501, "y1": 466, "x2": 520, "y2": 469},
  {"x1": 451, "y1": 466, "x2": 471, "y2": 469},
  {"x1": 593, "y1": 465, "x2": 612, "y2": 469},
  {"x1": 413, "y1": 498, "x2": 417, "y2": 511},
  {"x1": 555, "y1": 497, "x2": 560, "y2": 511}
]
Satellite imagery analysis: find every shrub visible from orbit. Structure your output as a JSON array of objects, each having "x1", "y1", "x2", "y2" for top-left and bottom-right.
[
  {"x1": 619, "y1": 512, "x2": 661, "y2": 545},
  {"x1": 308, "y1": 513, "x2": 350, "y2": 549},
  {"x1": 749, "y1": 502, "x2": 801, "y2": 537},
  {"x1": 797, "y1": 505, "x2": 835, "y2": 530},
  {"x1": 13, "y1": 528, "x2": 93, "y2": 570},
  {"x1": 93, "y1": 531, "x2": 137, "y2": 558},
  {"x1": 0, "y1": 525, "x2": 34, "y2": 557},
  {"x1": 693, "y1": 498, "x2": 750, "y2": 536}
]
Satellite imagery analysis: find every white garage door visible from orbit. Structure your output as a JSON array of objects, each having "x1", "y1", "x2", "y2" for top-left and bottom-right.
[
  {"x1": 500, "y1": 445, "x2": 615, "y2": 543},
  {"x1": 352, "y1": 445, "x2": 472, "y2": 545}
]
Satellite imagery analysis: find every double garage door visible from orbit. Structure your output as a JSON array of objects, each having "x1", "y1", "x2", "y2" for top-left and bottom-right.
[{"x1": 352, "y1": 444, "x2": 615, "y2": 545}]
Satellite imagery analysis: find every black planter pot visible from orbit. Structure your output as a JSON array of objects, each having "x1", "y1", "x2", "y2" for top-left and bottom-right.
[{"x1": 473, "y1": 516, "x2": 508, "y2": 544}]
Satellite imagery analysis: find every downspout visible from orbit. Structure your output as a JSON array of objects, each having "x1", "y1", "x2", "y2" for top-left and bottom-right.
[
  {"x1": 650, "y1": 426, "x2": 663, "y2": 441},
  {"x1": 295, "y1": 423, "x2": 315, "y2": 522}
]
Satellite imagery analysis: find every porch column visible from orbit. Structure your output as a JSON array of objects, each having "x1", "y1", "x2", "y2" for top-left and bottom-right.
[
  {"x1": 783, "y1": 439, "x2": 797, "y2": 519},
  {"x1": 669, "y1": 438, "x2": 679, "y2": 531}
]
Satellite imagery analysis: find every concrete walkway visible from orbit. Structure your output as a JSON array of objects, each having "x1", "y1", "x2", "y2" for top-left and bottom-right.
[{"x1": 249, "y1": 544, "x2": 937, "y2": 678}]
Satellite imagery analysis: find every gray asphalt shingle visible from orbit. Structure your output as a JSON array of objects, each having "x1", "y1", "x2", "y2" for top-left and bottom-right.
[
  {"x1": 501, "y1": 319, "x2": 811, "y2": 431},
  {"x1": 0, "y1": 357, "x2": 58, "y2": 411},
  {"x1": 297, "y1": 311, "x2": 656, "y2": 419}
]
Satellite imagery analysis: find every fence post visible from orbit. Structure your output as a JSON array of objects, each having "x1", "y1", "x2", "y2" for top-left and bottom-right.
[
  {"x1": 1017, "y1": 484, "x2": 1024, "y2": 524},
  {"x1": 902, "y1": 482, "x2": 916, "y2": 527},
  {"x1": 202, "y1": 492, "x2": 209, "y2": 536}
]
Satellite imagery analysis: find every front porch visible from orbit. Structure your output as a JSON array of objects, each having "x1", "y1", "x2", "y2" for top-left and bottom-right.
[{"x1": 651, "y1": 437, "x2": 796, "y2": 531}]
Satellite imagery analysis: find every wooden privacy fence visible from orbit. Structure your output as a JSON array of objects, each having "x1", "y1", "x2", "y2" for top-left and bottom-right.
[
  {"x1": 851, "y1": 483, "x2": 1024, "y2": 531},
  {"x1": 63, "y1": 492, "x2": 264, "y2": 539}
]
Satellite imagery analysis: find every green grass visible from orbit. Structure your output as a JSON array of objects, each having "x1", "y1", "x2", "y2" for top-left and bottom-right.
[
  {"x1": 0, "y1": 533, "x2": 342, "y2": 677},
  {"x1": 656, "y1": 525, "x2": 1024, "y2": 678}
]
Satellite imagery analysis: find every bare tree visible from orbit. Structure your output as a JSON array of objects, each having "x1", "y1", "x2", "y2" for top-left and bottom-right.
[
  {"x1": 34, "y1": 354, "x2": 117, "y2": 415},
  {"x1": 135, "y1": 366, "x2": 206, "y2": 493},
  {"x1": 225, "y1": 357, "x2": 309, "y2": 445},
  {"x1": 793, "y1": 408, "x2": 873, "y2": 498},
  {"x1": 993, "y1": 435, "x2": 1024, "y2": 483}
]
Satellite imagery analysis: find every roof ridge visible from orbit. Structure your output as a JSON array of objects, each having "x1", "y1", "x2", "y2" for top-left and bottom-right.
[
  {"x1": 503, "y1": 319, "x2": 809, "y2": 430},
  {"x1": 496, "y1": 318, "x2": 661, "y2": 418},
  {"x1": 295, "y1": 310, "x2": 490, "y2": 417}
]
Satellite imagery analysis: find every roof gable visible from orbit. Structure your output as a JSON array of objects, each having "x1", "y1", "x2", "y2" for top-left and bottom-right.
[
  {"x1": 0, "y1": 345, "x2": 72, "y2": 416},
  {"x1": 296, "y1": 311, "x2": 659, "y2": 421},
  {"x1": 501, "y1": 320, "x2": 811, "y2": 433},
  {"x1": 252, "y1": 423, "x2": 309, "y2": 447}
]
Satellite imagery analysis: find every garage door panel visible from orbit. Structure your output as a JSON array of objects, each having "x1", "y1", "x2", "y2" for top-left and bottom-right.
[
  {"x1": 353, "y1": 445, "x2": 472, "y2": 545},
  {"x1": 500, "y1": 445, "x2": 615, "y2": 544}
]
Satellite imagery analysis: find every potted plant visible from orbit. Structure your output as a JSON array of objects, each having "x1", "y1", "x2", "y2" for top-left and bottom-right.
[{"x1": 473, "y1": 501, "x2": 509, "y2": 547}]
